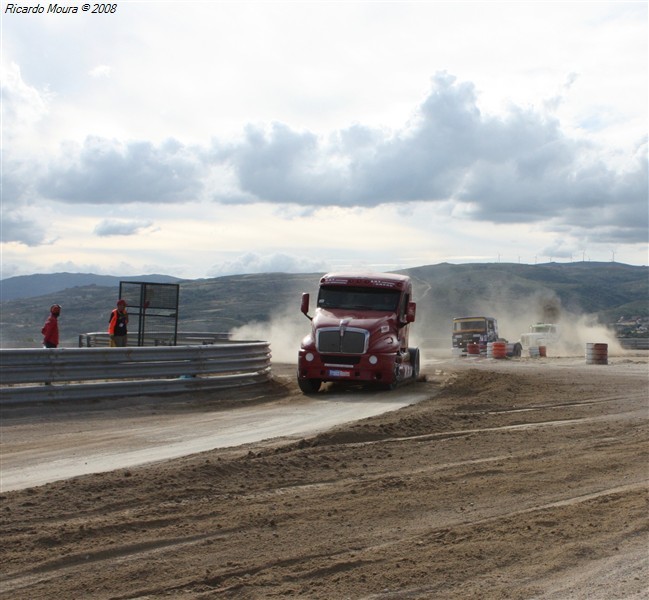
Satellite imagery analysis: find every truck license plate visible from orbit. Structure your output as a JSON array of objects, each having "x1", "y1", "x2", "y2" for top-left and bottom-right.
[{"x1": 328, "y1": 369, "x2": 351, "y2": 378}]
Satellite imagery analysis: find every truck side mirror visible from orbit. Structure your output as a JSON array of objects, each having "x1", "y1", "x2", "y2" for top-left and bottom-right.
[
  {"x1": 406, "y1": 301, "x2": 416, "y2": 323},
  {"x1": 300, "y1": 293, "x2": 312, "y2": 320}
]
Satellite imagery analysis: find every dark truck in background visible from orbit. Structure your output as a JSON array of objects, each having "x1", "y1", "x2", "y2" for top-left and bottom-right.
[
  {"x1": 297, "y1": 273, "x2": 420, "y2": 393},
  {"x1": 452, "y1": 315, "x2": 522, "y2": 357}
]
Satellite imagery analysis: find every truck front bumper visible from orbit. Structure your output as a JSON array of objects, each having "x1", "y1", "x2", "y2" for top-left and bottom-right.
[{"x1": 298, "y1": 350, "x2": 402, "y2": 384}]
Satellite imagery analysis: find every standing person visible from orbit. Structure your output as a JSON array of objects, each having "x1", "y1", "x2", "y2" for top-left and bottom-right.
[
  {"x1": 108, "y1": 299, "x2": 129, "y2": 347},
  {"x1": 41, "y1": 304, "x2": 61, "y2": 348}
]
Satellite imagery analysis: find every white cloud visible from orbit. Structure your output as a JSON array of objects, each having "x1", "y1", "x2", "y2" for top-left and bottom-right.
[
  {"x1": 94, "y1": 219, "x2": 154, "y2": 237},
  {"x1": 89, "y1": 65, "x2": 112, "y2": 78},
  {"x1": 207, "y1": 252, "x2": 327, "y2": 278}
]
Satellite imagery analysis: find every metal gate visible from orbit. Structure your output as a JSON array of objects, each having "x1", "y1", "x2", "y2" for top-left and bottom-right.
[{"x1": 118, "y1": 281, "x2": 180, "y2": 346}]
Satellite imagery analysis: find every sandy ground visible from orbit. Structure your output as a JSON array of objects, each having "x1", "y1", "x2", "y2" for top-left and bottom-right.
[
  {"x1": 0, "y1": 384, "x2": 430, "y2": 492},
  {"x1": 1, "y1": 353, "x2": 647, "y2": 599}
]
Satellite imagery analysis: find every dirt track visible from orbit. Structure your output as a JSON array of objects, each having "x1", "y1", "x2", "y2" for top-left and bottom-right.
[{"x1": 1, "y1": 355, "x2": 648, "y2": 599}]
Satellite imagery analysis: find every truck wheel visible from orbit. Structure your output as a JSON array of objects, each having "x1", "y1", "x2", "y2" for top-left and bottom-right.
[
  {"x1": 298, "y1": 377, "x2": 322, "y2": 394},
  {"x1": 383, "y1": 364, "x2": 401, "y2": 390},
  {"x1": 408, "y1": 347, "x2": 420, "y2": 379},
  {"x1": 513, "y1": 343, "x2": 522, "y2": 358}
]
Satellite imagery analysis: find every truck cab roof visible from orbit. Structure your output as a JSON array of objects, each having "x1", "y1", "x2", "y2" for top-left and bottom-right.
[
  {"x1": 319, "y1": 273, "x2": 411, "y2": 290},
  {"x1": 453, "y1": 316, "x2": 497, "y2": 321}
]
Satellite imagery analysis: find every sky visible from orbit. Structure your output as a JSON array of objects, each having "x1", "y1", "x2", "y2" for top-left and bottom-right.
[{"x1": 1, "y1": 1, "x2": 647, "y2": 280}]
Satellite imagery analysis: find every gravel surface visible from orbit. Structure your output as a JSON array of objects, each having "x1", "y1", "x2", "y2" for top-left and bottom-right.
[{"x1": 1, "y1": 354, "x2": 647, "y2": 599}]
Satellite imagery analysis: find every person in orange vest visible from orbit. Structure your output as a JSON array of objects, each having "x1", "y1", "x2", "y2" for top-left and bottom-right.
[
  {"x1": 41, "y1": 304, "x2": 61, "y2": 348},
  {"x1": 108, "y1": 299, "x2": 129, "y2": 347}
]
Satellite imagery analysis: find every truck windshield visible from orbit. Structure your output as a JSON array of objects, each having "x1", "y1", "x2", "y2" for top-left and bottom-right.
[
  {"x1": 454, "y1": 319, "x2": 487, "y2": 331},
  {"x1": 532, "y1": 325, "x2": 556, "y2": 333},
  {"x1": 317, "y1": 286, "x2": 401, "y2": 312}
]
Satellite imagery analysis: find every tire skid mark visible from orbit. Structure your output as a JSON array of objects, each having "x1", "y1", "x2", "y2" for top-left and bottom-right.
[
  {"x1": 0, "y1": 532, "x2": 215, "y2": 593},
  {"x1": 347, "y1": 482, "x2": 648, "y2": 567},
  {"x1": 409, "y1": 409, "x2": 646, "y2": 441},
  {"x1": 6, "y1": 452, "x2": 637, "y2": 596},
  {"x1": 323, "y1": 409, "x2": 647, "y2": 449},
  {"x1": 1, "y1": 533, "x2": 375, "y2": 598},
  {"x1": 466, "y1": 480, "x2": 648, "y2": 525},
  {"x1": 109, "y1": 553, "x2": 378, "y2": 599},
  {"x1": 111, "y1": 483, "x2": 649, "y2": 599},
  {"x1": 482, "y1": 392, "x2": 647, "y2": 415}
]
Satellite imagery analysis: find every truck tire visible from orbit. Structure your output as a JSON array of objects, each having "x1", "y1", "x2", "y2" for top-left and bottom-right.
[
  {"x1": 409, "y1": 347, "x2": 420, "y2": 379},
  {"x1": 298, "y1": 377, "x2": 322, "y2": 394},
  {"x1": 512, "y1": 342, "x2": 522, "y2": 358}
]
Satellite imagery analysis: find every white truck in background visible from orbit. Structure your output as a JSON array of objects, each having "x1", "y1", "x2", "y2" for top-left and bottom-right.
[{"x1": 519, "y1": 323, "x2": 560, "y2": 349}]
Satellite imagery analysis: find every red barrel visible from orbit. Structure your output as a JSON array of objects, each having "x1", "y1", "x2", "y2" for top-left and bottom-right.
[
  {"x1": 467, "y1": 343, "x2": 480, "y2": 355},
  {"x1": 538, "y1": 346, "x2": 547, "y2": 357},
  {"x1": 492, "y1": 341, "x2": 507, "y2": 359}
]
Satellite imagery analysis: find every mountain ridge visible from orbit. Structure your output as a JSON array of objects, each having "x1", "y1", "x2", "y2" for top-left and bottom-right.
[
  {"x1": 0, "y1": 262, "x2": 646, "y2": 348},
  {"x1": 0, "y1": 272, "x2": 183, "y2": 302}
]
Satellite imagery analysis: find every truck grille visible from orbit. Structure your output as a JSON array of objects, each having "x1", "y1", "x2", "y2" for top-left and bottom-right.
[{"x1": 317, "y1": 328, "x2": 368, "y2": 354}]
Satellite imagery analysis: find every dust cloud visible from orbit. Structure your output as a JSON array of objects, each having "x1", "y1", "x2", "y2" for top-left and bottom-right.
[
  {"x1": 410, "y1": 283, "x2": 623, "y2": 358},
  {"x1": 231, "y1": 280, "x2": 623, "y2": 363},
  {"x1": 229, "y1": 308, "x2": 310, "y2": 364}
]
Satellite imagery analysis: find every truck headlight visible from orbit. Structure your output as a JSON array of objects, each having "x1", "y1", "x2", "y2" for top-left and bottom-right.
[
  {"x1": 305, "y1": 352, "x2": 314, "y2": 362},
  {"x1": 369, "y1": 355, "x2": 378, "y2": 365}
]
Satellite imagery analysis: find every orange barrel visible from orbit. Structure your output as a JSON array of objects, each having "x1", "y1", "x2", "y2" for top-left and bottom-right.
[
  {"x1": 586, "y1": 343, "x2": 608, "y2": 365},
  {"x1": 538, "y1": 345, "x2": 547, "y2": 357},
  {"x1": 529, "y1": 346, "x2": 540, "y2": 358},
  {"x1": 467, "y1": 343, "x2": 480, "y2": 355},
  {"x1": 492, "y1": 341, "x2": 507, "y2": 359}
]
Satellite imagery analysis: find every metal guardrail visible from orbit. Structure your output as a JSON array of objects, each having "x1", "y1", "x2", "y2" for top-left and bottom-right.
[
  {"x1": 0, "y1": 341, "x2": 272, "y2": 404},
  {"x1": 618, "y1": 338, "x2": 649, "y2": 350}
]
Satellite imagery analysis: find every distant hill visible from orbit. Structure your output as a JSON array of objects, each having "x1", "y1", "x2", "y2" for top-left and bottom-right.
[
  {"x1": 0, "y1": 273, "x2": 183, "y2": 302},
  {"x1": 402, "y1": 261, "x2": 648, "y2": 317},
  {"x1": 399, "y1": 261, "x2": 648, "y2": 345},
  {"x1": 0, "y1": 263, "x2": 646, "y2": 349}
]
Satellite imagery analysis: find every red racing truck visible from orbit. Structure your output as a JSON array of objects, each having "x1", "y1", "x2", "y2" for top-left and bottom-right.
[{"x1": 297, "y1": 272, "x2": 420, "y2": 393}]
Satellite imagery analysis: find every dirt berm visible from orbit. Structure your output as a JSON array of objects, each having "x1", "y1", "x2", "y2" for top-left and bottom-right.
[{"x1": 1, "y1": 356, "x2": 647, "y2": 599}]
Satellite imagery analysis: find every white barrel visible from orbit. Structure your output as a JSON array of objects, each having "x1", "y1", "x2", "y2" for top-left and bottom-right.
[
  {"x1": 586, "y1": 342, "x2": 608, "y2": 365},
  {"x1": 529, "y1": 346, "x2": 540, "y2": 358},
  {"x1": 486, "y1": 342, "x2": 493, "y2": 358}
]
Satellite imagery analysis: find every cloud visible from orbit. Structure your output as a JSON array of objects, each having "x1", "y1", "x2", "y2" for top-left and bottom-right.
[
  {"x1": 0, "y1": 210, "x2": 50, "y2": 246},
  {"x1": 217, "y1": 73, "x2": 646, "y2": 245},
  {"x1": 6, "y1": 73, "x2": 647, "y2": 249},
  {"x1": 0, "y1": 62, "x2": 50, "y2": 140},
  {"x1": 207, "y1": 252, "x2": 327, "y2": 277},
  {"x1": 94, "y1": 219, "x2": 154, "y2": 237},
  {"x1": 89, "y1": 65, "x2": 112, "y2": 78},
  {"x1": 39, "y1": 137, "x2": 204, "y2": 204}
]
